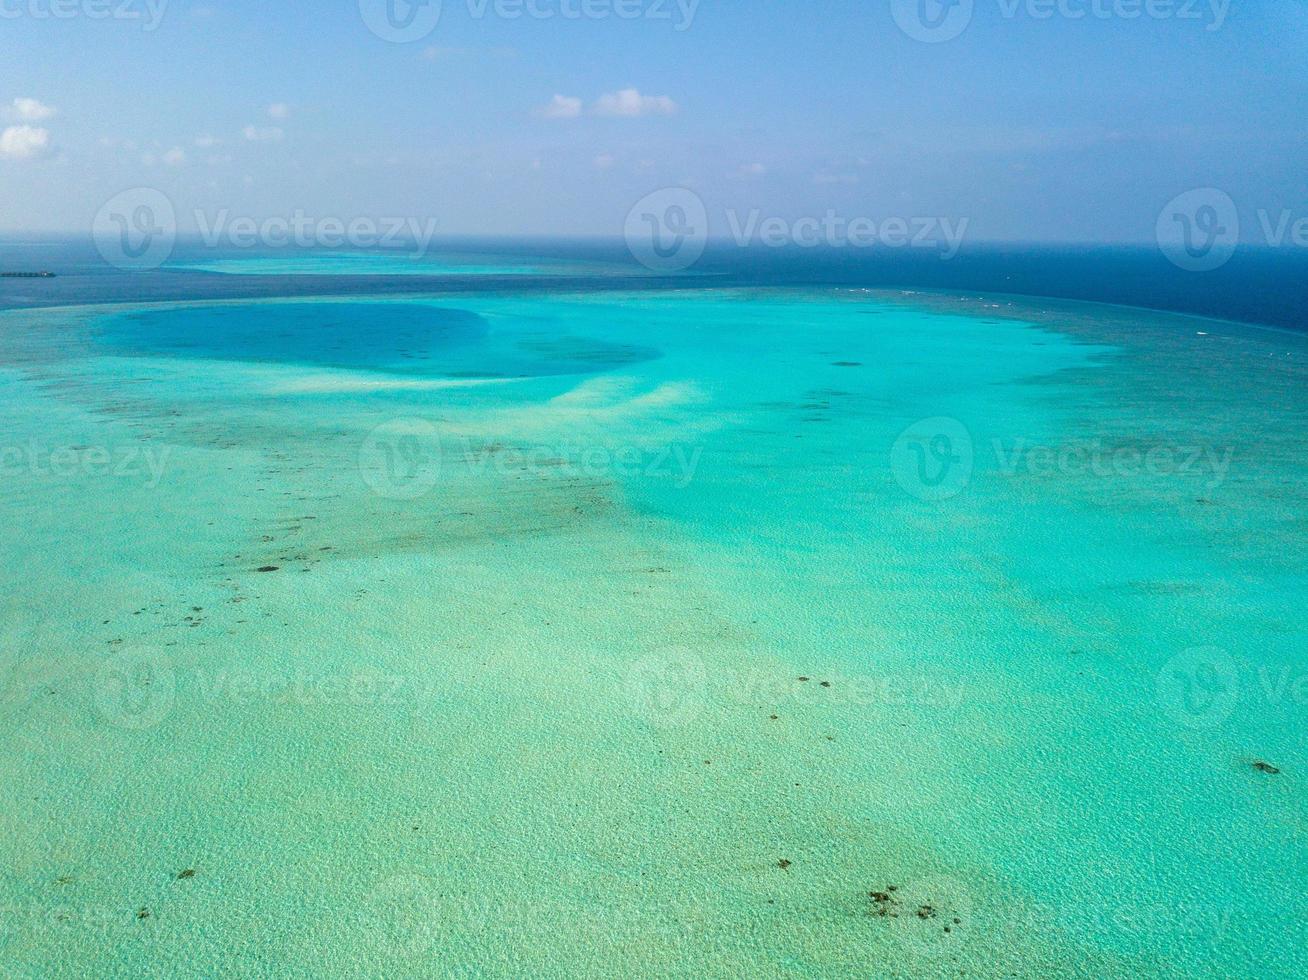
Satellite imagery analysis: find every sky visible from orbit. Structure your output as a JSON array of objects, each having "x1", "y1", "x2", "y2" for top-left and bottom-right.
[{"x1": 1, "y1": 0, "x2": 1307, "y2": 243}]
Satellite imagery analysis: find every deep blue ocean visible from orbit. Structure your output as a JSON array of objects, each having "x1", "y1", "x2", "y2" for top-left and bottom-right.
[{"x1": 1, "y1": 238, "x2": 1305, "y2": 333}]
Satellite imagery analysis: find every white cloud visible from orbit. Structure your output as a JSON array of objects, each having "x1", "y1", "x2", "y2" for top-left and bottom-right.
[
  {"x1": 0, "y1": 125, "x2": 51, "y2": 161},
  {"x1": 163, "y1": 147, "x2": 187, "y2": 167},
  {"x1": 243, "y1": 125, "x2": 284, "y2": 143},
  {"x1": 11, "y1": 98, "x2": 56, "y2": 122},
  {"x1": 594, "y1": 153, "x2": 616, "y2": 170},
  {"x1": 735, "y1": 162, "x2": 766, "y2": 178},
  {"x1": 538, "y1": 94, "x2": 582, "y2": 120},
  {"x1": 592, "y1": 89, "x2": 678, "y2": 118},
  {"x1": 267, "y1": 103, "x2": 290, "y2": 121},
  {"x1": 194, "y1": 134, "x2": 220, "y2": 149},
  {"x1": 539, "y1": 89, "x2": 679, "y2": 120}
]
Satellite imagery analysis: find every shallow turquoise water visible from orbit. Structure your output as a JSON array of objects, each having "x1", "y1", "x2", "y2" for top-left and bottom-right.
[{"x1": 0, "y1": 289, "x2": 1303, "y2": 977}]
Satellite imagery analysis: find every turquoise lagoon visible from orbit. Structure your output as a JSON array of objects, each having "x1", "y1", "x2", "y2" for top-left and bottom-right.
[{"x1": 0, "y1": 286, "x2": 1304, "y2": 977}]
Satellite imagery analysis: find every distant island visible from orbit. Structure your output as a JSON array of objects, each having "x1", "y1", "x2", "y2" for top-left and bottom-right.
[{"x1": 0, "y1": 272, "x2": 56, "y2": 278}]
